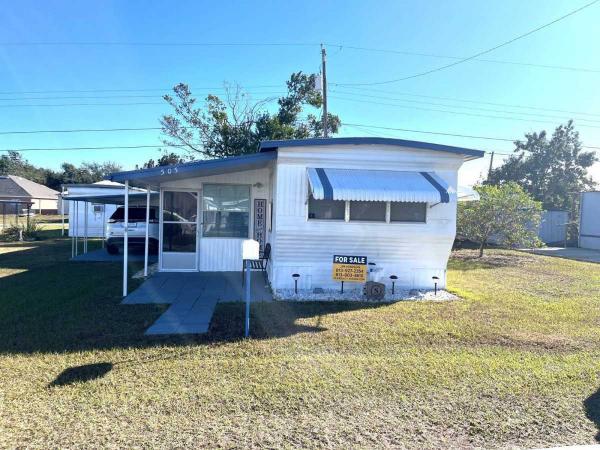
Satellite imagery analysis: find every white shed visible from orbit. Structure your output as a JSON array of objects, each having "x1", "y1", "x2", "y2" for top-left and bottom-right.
[
  {"x1": 62, "y1": 181, "x2": 128, "y2": 237},
  {"x1": 579, "y1": 191, "x2": 600, "y2": 250},
  {"x1": 106, "y1": 137, "x2": 484, "y2": 294}
]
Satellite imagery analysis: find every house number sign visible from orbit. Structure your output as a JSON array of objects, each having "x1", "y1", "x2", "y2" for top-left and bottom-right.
[{"x1": 254, "y1": 199, "x2": 267, "y2": 251}]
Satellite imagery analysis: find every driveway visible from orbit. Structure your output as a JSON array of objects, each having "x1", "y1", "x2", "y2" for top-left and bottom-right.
[{"x1": 524, "y1": 247, "x2": 600, "y2": 264}]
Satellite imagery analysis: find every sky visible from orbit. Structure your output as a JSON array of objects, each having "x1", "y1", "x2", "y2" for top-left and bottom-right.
[{"x1": 1, "y1": 0, "x2": 600, "y2": 187}]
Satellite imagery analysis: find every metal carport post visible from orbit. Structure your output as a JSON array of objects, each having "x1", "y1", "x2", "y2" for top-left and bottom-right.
[
  {"x1": 143, "y1": 186, "x2": 150, "y2": 277},
  {"x1": 122, "y1": 180, "x2": 129, "y2": 297}
]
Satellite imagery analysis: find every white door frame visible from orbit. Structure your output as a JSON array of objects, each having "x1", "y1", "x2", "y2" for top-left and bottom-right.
[{"x1": 159, "y1": 187, "x2": 201, "y2": 272}]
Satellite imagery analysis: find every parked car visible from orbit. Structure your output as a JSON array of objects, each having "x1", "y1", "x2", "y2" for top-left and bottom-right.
[{"x1": 105, "y1": 206, "x2": 159, "y2": 254}]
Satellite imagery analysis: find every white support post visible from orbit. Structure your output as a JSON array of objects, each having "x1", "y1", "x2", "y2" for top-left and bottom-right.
[
  {"x1": 84, "y1": 202, "x2": 88, "y2": 254},
  {"x1": 144, "y1": 187, "x2": 150, "y2": 277},
  {"x1": 70, "y1": 201, "x2": 75, "y2": 258},
  {"x1": 74, "y1": 202, "x2": 79, "y2": 256},
  {"x1": 123, "y1": 180, "x2": 129, "y2": 297},
  {"x1": 60, "y1": 190, "x2": 65, "y2": 236},
  {"x1": 102, "y1": 205, "x2": 105, "y2": 248}
]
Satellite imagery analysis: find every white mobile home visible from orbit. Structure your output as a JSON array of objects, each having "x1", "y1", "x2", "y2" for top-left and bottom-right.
[
  {"x1": 579, "y1": 191, "x2": 600, "y2": 250},
  {"x1": 107, "y1": 137, "x2": 484, "y2": 293}
]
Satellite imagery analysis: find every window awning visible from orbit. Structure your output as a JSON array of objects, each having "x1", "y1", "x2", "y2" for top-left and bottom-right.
[{"x1": 307, "y1": 168, "x2": 451, "y2": 203}]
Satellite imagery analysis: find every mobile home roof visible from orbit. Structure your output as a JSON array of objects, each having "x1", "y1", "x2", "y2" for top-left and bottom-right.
[{"x1": 259, "y1": 137, "x2": 485, "y2": 161}]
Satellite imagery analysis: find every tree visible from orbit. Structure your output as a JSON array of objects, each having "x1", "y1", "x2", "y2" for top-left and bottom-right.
[
  {"x1": 138, "y1": 152, "x2": 187, "y2": 169},
  {"x1": 487, "y1": 121, "x2": 597, "y2": 218},
  {"x1": 160, "y1": 72, "x2": 340, "y2": 159},
  {"x1": 60, "y1": 161, "x2": 122, "y2": 185},
  {"x1": 0, "y1": 151, "x2": 49, "y2": 185},
  {"x1": 0, "y1": 151, "x2": 121, "y2": 190},
  {"x1": 458, "y1": 183, "x2": 543, "y2": 257}
]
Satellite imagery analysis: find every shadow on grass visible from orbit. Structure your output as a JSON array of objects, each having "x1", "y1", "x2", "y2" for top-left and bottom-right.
[
  {"x1": 584, "y1": 387, "x2": 600, "y2": 442},
  {"x1": 449, "y1": 249, "x2": 537, "y2": 271},
  {"x1": 49, "y1": 363, "x2": 114, "y2": 387},
  {"x1": 1, "y1": 238, "x2": 389, "y2": 355}
]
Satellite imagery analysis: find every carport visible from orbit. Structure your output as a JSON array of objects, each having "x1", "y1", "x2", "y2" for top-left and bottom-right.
[{"x1": 62, "y1": 190, "x2": 158, "y2": 275}]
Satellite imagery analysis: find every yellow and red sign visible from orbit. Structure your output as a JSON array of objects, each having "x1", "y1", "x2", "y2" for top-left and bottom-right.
[{"x1": 332, "y1": 255, "x2": 368, "y2": 282}]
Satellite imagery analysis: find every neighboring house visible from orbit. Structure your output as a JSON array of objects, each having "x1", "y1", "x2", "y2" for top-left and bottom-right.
[
  {"x1": 62, "y1": 180, "x2": 134, "y2": 238},
  {"x1": 579, "y1": 191, "x2": 600, "y2": 250},
  {"x1": 107, "y1": 137, "x2": 484, "y2": 291},
  {"x1": 0, "y1": 175, "x2": 59, "y2": 214}
]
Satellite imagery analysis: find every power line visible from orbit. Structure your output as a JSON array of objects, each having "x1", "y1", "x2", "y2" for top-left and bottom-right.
[
  {"x1": 341, "y1": 122, "x2": 600, "y2": 151},
  {"x1": 329, "y1": 94, "x2": 600, "y2": 130},
  {"x1": 0, "y1": 102, "x2": 165, "y2": 108},
  {"x1": 331, "y1": 89, "x2": 600, "y2": 123},
  {"x1": 0, "y1": 84, "x2": 284, "y2": 96},
  {"x1": 0, "y1": 126, "x2": 163, "y2": 135},
  {"x1": 0, "y1": 144, "x2": 186, "y2": 152},
  {"x1": 335, "y1": 0, "x2": 600, "y2": 86},
  {"x1": 0, "y1": 41, "x2": 320, "y2": 47},
  {"x1": 322, "y1": 44, "x2": 600, "y2": 74},
  {"x1": 334, "y1": 86, "x2": 600, "y2": 118}
]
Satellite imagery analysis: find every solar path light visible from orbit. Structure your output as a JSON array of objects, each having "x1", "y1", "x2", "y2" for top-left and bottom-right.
[
  {"x1": 389, "y1": 275, "x2": 398, "y2": 295},
  {"x1": 292, "y1": 273, "x2": 300, "y2": 294},
  {"x1": 432, "y1": 276, "x2": 439, "y2": 296}
]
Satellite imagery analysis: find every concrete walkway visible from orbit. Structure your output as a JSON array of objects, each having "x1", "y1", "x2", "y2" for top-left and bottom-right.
[
  {"x1": 523, "y1": 247, "x2": 600, "y2": 264},
  {"x1": 123, "y1": 271, "x2": 272, "y2": 335}
]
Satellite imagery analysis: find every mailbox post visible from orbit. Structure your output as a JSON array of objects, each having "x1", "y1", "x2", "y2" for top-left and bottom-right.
[{"x1": 242, "y1": 239, "x2": 260, "y2": 337}]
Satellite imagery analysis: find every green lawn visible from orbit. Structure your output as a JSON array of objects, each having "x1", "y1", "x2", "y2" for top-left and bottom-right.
[{"x1": 1, "y1": 234, "x2": 599, "y2": 448}]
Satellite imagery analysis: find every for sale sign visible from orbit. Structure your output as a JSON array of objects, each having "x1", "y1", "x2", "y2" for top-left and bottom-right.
[{"x1": 332, "y1": 255, "x2": 368, "y2": 282}]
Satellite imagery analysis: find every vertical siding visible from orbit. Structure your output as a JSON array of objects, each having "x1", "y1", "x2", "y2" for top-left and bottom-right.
[{"x1": 580, "y1": 192, "x2": 600, "y2": 250}]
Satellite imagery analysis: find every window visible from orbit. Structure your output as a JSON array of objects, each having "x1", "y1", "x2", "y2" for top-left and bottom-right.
[
  {"x1": 109, "y1": 207, "x2": 158, "y2": 223},
  {"x1": 390, "y1": 202, "x2": 426, "y2": 223},
  {"x1": 202, "y1": 184, "x2": 250, "y2": 238},
  {"x1": 308, "y1": 194, "x2": 345, "y2": 220},
  {"x1": 92, "y1": 204, "x2": 104, "y2": 214},
  {"x1": 349, "y1": 201, "x2": 386, "y2": 222}
]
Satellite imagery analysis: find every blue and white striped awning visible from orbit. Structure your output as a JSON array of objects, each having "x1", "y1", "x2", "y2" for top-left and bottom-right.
[{"x1": 307, "y1": 168, "x2": 451, "y2": 203}]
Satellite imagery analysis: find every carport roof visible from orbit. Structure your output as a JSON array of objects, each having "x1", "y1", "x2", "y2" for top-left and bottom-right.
[
  {"x1": 62, "y1": 191, "x2": 158, "y2": 205},
  {"x1": 106, "y1": 151, "x2": 276, "y2": 184}
]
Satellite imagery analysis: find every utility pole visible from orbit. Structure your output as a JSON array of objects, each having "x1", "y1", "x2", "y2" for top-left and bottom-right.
[
  {"x1": 487, "y1": 151, "x2": 495, "y2": 179},
  {"x1": 321, "y1": 44, "x2": 328, "y2": 138}
]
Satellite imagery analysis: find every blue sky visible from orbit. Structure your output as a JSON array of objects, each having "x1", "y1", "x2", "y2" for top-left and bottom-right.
[{"x1": 1, "y1": 0, "x2": 599, "y2": 186}]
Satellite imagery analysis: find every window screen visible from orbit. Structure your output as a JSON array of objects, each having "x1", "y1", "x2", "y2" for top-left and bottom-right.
[
  {"x1": 349, "y1": 201, "x2": 386, "y2": 222},
  {"x1": 202, "y1": 184, "x2": 250, "y2": 238},
  {"x1": 308, "y1": 195, "x2": 345, "y2": 220},
  {"x1": 163, "y1": 191, "x2": 198, "y2": 222},
  {"x1": 390, "y1": 202, "x2": 426, "y2": 222}
]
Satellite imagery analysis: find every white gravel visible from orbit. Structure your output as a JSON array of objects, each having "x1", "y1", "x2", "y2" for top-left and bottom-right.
[{"x1": 274, "y1": 288, "x2": 458, "y2": 302}]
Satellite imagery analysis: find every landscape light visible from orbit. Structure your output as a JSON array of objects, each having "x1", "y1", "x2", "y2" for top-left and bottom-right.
[
  {"x1": 389, "y1": 275, "x2": 398, "y2": 295},
  {"x1": 292, "y1": 273, "x2": 300, "y2": 294},
  {"x1": 432, "y1": 276, "x2": 439, "y2": 296}
]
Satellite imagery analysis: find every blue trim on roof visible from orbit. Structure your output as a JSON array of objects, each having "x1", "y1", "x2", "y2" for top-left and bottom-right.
[
  {"x1": 315, "y1": 168, "x2": 334, "y2": 200},
  {"x1": 259, "y1": 137, "x2": 485, "y2": 159},
  {"x1": 420, "y1": 172, "x2": 450, "y2": 203},
  {"x1": 107, "y1": 152, "x2": 276, "y2": 183}
]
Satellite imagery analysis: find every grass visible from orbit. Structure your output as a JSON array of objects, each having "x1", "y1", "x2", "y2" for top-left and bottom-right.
[{"x1": 1, "y1": 230, "x2": 599, "y2": 448}]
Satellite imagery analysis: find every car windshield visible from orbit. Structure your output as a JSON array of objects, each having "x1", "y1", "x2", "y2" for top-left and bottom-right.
[{"x1": 109, "y1": 207, "x2": 157, "y2": 222}]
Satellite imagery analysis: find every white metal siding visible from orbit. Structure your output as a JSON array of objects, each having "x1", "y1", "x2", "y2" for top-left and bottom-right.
[
  {"x1": 271, "y1": 145, "x2": 462, "y2": 290},
  {"x1": 580, "y1": 192, "x2": 600, "y2": 250}
]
